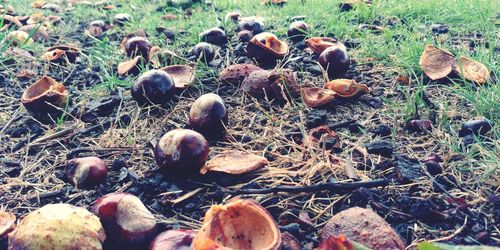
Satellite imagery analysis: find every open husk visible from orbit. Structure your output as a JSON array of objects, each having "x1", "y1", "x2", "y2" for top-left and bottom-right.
[
  {"x1": 160, "y1": 64, "x2": 195, "y2": 89},
  {"x1": 301, "y1": 87, "x2": 337, "y2": 107},
  {"x1": 324, "y1": 79, "x2": 368, "y2": 98},
  {"x1": 419, "y1": 45, "x2": 455, "y2": 80},
  {"x1": 21, "y1": 76, "x2": 68, "y2": 113},
  {"x1": 192, "y1": 199, "x2": 281, "y2": 250},
  {"x1": 453, "y1": 56, "x2": 490, "y2": 84},
  {"x1": 118, "y1": 56, "x2": 143, "y2": 76},
  {"x1": 305, "y1": 37, "x2": 346, "y2": 54},
  {"x1": 43, "y1": 45, "x2": 80, "y2": 64},
  {"x1": 218, "y1": 64, "x2": 263, "y2": 86},
  {"x1": 200, "y1": 150, "x2": 269, "y2": 175},
  {"x1": 247, "y1": 32, "x2": 288, "y2": 65}
]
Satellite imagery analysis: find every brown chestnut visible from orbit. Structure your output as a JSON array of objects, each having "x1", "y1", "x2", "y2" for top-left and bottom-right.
[
  {"x1": 149, "y1": 229, "x2": 196, "y2": 250},
  {"x1": 189, "y1": 93, "x2": 228, "y2": 136},
  {"x1": 65, "y1": 156, "x2": 108, "y2": 187},
  {"x1": 132, "y1": 70, "x2": 175, "y2": 106},
  {"x1": 21, "y1": 76, "x2": 68, "y2": 114},
  {"x1": 93, "y1": 193, "x2": 158, "y2": 247},
  {"x1": 124, "y1": 36, "x2": 152, "y2": 59},
  {"x1": 238, "y1": 30, "x2": 253, "y2": 42},
  {"x1": 189, "y1": 42, "x2": 215, "y2": 63},
  {"x1": 199, "y1": 27, "x2": 227, "y2": 46},
  {"x1": 154, "y1": 129, "x2": 209, "y2": 177},
  {"x1": 318, "y1": 45, "x2": 350, "y2": 78},
  {"x1": 238, "y1": 16, "x2": 264, "y2": 34},
  {"x1": 287, "y1": 21, "x2": 308, "y2": 41},
  {"x1": 113, "y1": 13, "x2": 131, "y2": 25},
  {"x1": 406, "y1": 119, "x2": 433, "y2": 132},
  {"x1": 225, "y1": 11, "x2": 241, "y2": 22}
]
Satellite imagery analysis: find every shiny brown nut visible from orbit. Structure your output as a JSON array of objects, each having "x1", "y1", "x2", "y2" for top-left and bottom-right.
[
  {"x1": 93, "y1": 193, "x2": 158, "y2": 246},
  {"x1": 154, "y1": 129, "x2": 209, "y2": 176},
  {"x1": 9, "y1": 204, "x2": 106, "y2": 250},
  {"x1": 238, "y1": 16, "x2": 264, "y2": 34},
  {"x1": 65, "y1": 156, "x2": 108, "y2": 187},
  {"x1": 218, "y1": 63, "x2": 262, "y2": 86},
  {"x1": 320, "y1": 207, "x2": 405, "y2": 250},
  {"x1": 324, "y1": 79, "x2": 368, "y2": 98},
  {"x1": 21, "y1": 76, "x2": 68, "y2": 114},
  {"x1": 225, "y1": 11, "x2": 241, "y2": 22},
  {"x1": 287, "y1": 21, "x2": 308, "y2": 41},
  {"x1": 199, "y1": 27, "x2": 227, "y2": 46},
  {"x1": 124, "y1": 36, "x2": 153, "y2": 59},
  {"x1": 189, "y1": 93, "x2": 228, "y2": 136},
  {"x1": 318, "y1": 45, "x2": 350, "y2": 78},
  {"x1": 192, "y1": 199, "x2": 281, "y2": 250},
  {"x1": 113, "y1": 13, "x2": 132, "y2": 25},
  {"x1": 305, "y1": 37, "x2": 346, "y2": 54},
  {"x1": 190, "y1": 42, "x2": 215, "y2": 63},
  {"x1": 149, "y1": 229, "x2": 196, "y2": 250},
  {"x1": 132, "y1": 70, "x2": 175, "y2": 106},
  {"x1": 237, "y1": 30, "x2": 254, "y2": 42},
  {"x1": 43, "y1": 45, "x2": 80, "y2": 64},
  {"x1": 246, "y1": 32, "x2": 288, "y2": 67}
]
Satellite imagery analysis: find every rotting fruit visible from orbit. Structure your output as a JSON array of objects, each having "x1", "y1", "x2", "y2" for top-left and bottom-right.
[
  {"x1": 246, "y1": 32, "x2": 288, "y2": 67},
  {"x1": 8, "y1": 204, "x2": 106, "y2": 250},
  {"x1": 218, "y1": 63, "x2": 263, "y2": 86},
  {"x1": 65, "y1": 156, "x2": 108, "y2": 187},
  {"x1": 154, "y1": 128, "x2": 209, "y2": 177},
  {"x1": 93, "y1": 192, "x2": 158, "y2": 246},
  {"x1": 192, "y1": 199, "x2": 281, "y2": 250},
  {"x1": 189, "y1": 93, "x2": 228, "y2": 137},
  {"x1": 149, "y1": 229, "x2": 196, "y2": 250},
  {"x1": 21, "y1": 76, "x2": 68, "y2": 114},
  {"x1": 131, "y1": 69, "x2": 175, "y2": 106},
  {"x1": 318, "y1": 45, "x2": 350, "y2": 78},
  {"x1": 320, "y1": 206, "x2": 405, "y2": 250}
]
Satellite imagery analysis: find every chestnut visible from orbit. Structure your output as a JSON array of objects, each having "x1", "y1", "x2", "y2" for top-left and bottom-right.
[
  {"x1": 113, "y1": 13, "x2": 132, "y2": 25},
  {"x1": 318, "y1": 45, "x2": 350, "y2": 78},
  {"x1": 65, "y1": 156, "x2": 108, "y2": 187},
  {"x1": 238, "y1": 30, "x2": 253, "y2": 42},
  {"x1": 199, "y1": 27, "x2": 227, "y2": 46},
  {"x1": 238, "y1": 16, "x2": 264, "y2": 34},
  {"x1": 149, "y1": 229, "x2": 196, "y2": 250},
  {"x1": 287, "y1": 21, "x2": 308, "y2": 41},
  {"x1": 124, "y1": 36, "x2": 153, "y2": 59},
  {"x1": 189, "y1": 93, "x2": 228, "y2": 136},
  {"x1": 21, "y1": 76, "x2": 68, "y2": 114},
  {"x1": 406, "y1": 119, "x2": 433, "y2": 132},
  {"x1": 225, "y1": 11, "x2": 241, "y2": 22},
  {"x1": 131, "y1": 70, "x2": 175, "y2": 106},
  {"x1": 189, "y1": 42, "x2": 215, "y2": 63},
  {"x1": 458, "y1": 118, "x2": 492, "y2": 137},
  {"x1": 93, "y1": 193, "x2": 158, "y2": 246},
  {"x1": 154, "y1": 129, "x2": 209, "y2": 177}
]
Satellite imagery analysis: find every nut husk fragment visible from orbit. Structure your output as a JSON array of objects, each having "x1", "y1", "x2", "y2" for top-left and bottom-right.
[
  {"x1": 43, "y1": 45, "x2": 80, "y2": 64},
  {"x1": 21, "y1": 76, "x2": 68, "y2": 113},
  {"x1": 305, "y1": 37, "x2": 346, "y2": 54},
  {"x1": 247, "y1": 32, "x2": 288, "y2": 67},
  {"x1": 200, "y1": 150, "x2": 269, "y2": 175},
  {"x1": 324, "y1": 79, "x2": 368, "y2": 98},
  {"x1": 160, "y1": 64, "x2": 195, "y2": 89},
  {"x1": 218, "y1": 64, "x2": 262, "y2": 86},
  {"x1": 301, "y1": 87, "x2": 337, "y2": 108},
  {"x1": 118, "y1": 56, "x2": 143, "y2": 76},
  {"x1": 419, "y1": 45, "x2": 455, "y2": 80}
]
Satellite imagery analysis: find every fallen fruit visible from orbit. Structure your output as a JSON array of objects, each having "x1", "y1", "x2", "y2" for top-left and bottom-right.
[
  {"x1": 305, "y1": 37, "x2": 346, "y2": 54},
  {"x1": 65, "y1": 156, "x2": 108, "y2": 187},
  {"x1": 4, "y1": 30, "x2": 33, "y2": 46},
  {"x1": 324, "y1": 79, "x2": 368, "y2": 98},
  {"x1": 225, "y1": 11, "x2": 241, "y2": 22},
  {"x1": 132, "y1": 69, "x2": 175, "y2": 106},
  {"x1": 9, "y1": 204, "x2": 106, "y2": 249},
  {"x1": 406, "y1": 119, "x2": 433, "y2": 132},
  {"x1": 319, "y1": 46, "x2": 350, "y2": 78},
  {"x1": 301, "y1": 87, "x2": 337, "y2": 108},
  {"x1": 190, "y1": 42, "x2": 215, "y2": 62},
  {"x1": 320, "y1": 207, "x2": 405, "y2": 250},
  {"x1": 238, "y1": 16, "x2": 264, "y2": 34},
  {"x1": 21, "y1": 76, "x2": 68, "y2": 114},
  {"x1": 149, "y1": 229, "x2": 196, "y2": 250},
  {"x1": 43, "y1": 45, "x2": 80, "y2": 64},
  {"x1": 124, "y1": 36, "x2": 153, "y2": 59},
  {"x1": 287, "y1": 21, "x2": 308, "y2": 41},
  {"x1": 160, "y1": 64, "x2": 195, "y2": 89},
  {"x1": 200, "y1": 150, "x2": 268, "y2": 175},
  {"x1": 458, "y1": 118, "x2": 492, "y2": 137},
  {"x1": 114, "y1": 13, "x2": 132, "y2": 25},
  {"x1": 192, "y1": 199, "x2": 281, "y2": 250},
  {"x1": 238, "y1": 30, "x2": 254, "y2": 42},
  {"x1": 419, "y1": 45, "x2": 455, "y2": 80},
  {"x1": 453, "y1": 56, "x2": 490, "y2": 84},
  {"x1": 241, "y1": 68, "x2": 299, "y2": 101},
  {"x1": 189, "y1": 93, "x2": 228, "y2": 136},
  {"x1": 154, "y1": 129, "x2": 209, "y2": 176},
  {"x1": 0, "y1": 211, "x2": 15, "y2": 238},
  {"x1": 218, "y1": 63, "x2": 263, "y2": 86},
  {"x1": 247, "y1": 32, "x2": 288, "y2": 67},
  {"x1": 199, "y1": 27, "x2": 228, "y2": 46},
  {"x1": 93, "y1": 193, "x2": 158, "y2": 245}
]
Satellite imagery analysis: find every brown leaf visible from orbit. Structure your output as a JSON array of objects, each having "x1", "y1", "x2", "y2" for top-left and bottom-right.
[
  {"x1": 200, "y1": 150, "x2": 268, "y2": 175},
  {"x1": 419, "y1": 45, "x2": 455, "y2": 80},
  {"x1": 453, "y1": 56, "x2": 490, "y2": 84}
]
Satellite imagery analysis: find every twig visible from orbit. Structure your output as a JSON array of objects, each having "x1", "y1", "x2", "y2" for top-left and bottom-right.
[
  {"x1": 229, "y1": 179, "x2": 389, "y2": 195},
  {"x1": 327, "y1": 120, "x2": 356, "y2": 130},
  {"x1": 67, "y1": 147, "x2": 144, "y2": 159}
]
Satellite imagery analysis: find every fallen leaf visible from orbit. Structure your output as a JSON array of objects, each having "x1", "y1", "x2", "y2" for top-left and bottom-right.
[{"x1": 200, "y1": 150, "x2": 268, "y2": 175}]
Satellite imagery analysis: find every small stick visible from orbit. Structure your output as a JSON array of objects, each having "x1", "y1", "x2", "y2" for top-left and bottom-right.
[
  {"x1": 229, "y1": 178, "x2": 389, "y2": 195},
  {"x1": 327, "y1": 120, "x2": 356, "y2": 130}
]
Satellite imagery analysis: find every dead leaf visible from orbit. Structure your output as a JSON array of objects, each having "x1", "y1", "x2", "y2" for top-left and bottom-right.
[{"x1": 200, "y1": 150, "x2": 268, "y2": 175}]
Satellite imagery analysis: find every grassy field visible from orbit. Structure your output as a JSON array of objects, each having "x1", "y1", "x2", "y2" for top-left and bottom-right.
[{"x1": 1, "y1": 0, "x2": 499, "y2": 248}]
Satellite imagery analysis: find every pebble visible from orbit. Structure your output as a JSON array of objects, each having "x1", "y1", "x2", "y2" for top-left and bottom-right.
[
  {"x1": 430, "y1": 23, "x2": 449, "y2": 34},
  {"x1": 364, "y1": 140, "x2": 393, "y2": 157},
  {"x1": 370, "y1": 124, "x2": 392, "y2": 137}
]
